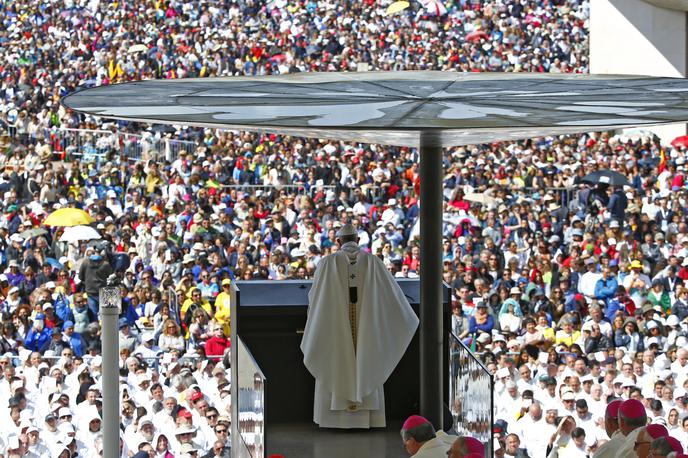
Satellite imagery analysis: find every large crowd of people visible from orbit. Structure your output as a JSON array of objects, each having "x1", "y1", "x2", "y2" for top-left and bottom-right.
[{"x1": 0, "y1": 0, "x2": 687, "y2": 456}]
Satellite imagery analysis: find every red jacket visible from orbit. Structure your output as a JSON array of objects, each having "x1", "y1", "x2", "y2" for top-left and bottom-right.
[{"x1": 205, "y1": 336, "x2": 230, "y2": 361}]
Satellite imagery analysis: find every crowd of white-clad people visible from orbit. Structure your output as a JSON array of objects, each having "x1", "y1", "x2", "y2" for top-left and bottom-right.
[{"x1": 1, "y1": 0, "x2": 687, "y2": 457}]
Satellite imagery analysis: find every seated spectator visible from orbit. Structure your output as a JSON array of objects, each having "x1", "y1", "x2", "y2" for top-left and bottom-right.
[
  {"x1": 614, "y1": 318, "x2": 645, "y2": 355},
  {"x1": 555, "y1": 319, "x2": 581, "y2": 347},
  {"x1": 469, "y1": 304, "x2": 494, "y2": 337},
  {"x1": 499, "y1": 298, "x2": 524, "y2": 334},
  {"x1": 158, "y1": 319, "x2": 185, "y2": 352}
]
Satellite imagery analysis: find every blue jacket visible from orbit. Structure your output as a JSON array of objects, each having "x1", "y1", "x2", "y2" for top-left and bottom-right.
[
  {"x1": 24, "y1": 326, "x2": 53, "y2": 352},
  {"x1": 469, "y1": 314, "x2": 494, "y2": 334},
  {"x1": 122, "y1": 300, "x2": 140, "y2": 327},
  {"x1": 614, "y1": 330, "x2": 645, "y2": 353},
  {"x1": 608, "y1": 190, "x2": 628, "y2": 221},
  {"x1": 594, "y1": 277, "x2": 618, "y2": 305},
  {"x1": 66, "y1": 332, "x2": 86, "y2": 357},
  {"x1": 563, "y1": 291, "x2": 577, "y2": 313},
  {"x1": 54, "y1": 294, "x2": 74, "y2": 323},
  {"x1": 605, "y1": 297, "x2": 624, "y2": 322}
]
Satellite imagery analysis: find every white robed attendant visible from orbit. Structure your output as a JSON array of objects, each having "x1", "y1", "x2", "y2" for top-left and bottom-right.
[
  {"x1": 301, "y1": 224, "x2": 419, "y2": 429},
  {"x1": 593, "y1": 429, "x2": 625, "y2": 458},
  {"x1": 613, "y1": 426, "x2": 644, "y2": 458}
]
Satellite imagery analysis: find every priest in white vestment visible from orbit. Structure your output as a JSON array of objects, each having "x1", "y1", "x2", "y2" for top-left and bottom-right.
[
  {"x1": 301, "y1": 223, "x2": 419, "y2": 429},
  {"x1": 593, "y1": 400, "x2": 623, "y2": 458},
  {"x1": 612, "y1": 399, "x2": 648, "y2": 458}
]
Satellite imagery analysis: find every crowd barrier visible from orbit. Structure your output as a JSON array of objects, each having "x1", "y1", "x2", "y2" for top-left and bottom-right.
[
  {"x1": 522, "y1": 186, "x2": 577, "y2": 207},
  {"x1": 36, "y1": 127, "x2": 197, "y2": 164},
  {"x1": 218, "y1": 184, "x2": 336, "y2": 199},
  {"x1": 2, "y1": 124, "x2": 581, "y2": 209}
]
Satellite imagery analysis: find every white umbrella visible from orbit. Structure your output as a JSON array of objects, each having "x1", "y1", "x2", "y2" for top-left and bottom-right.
[
  {"x1": 59, "y1": 225, "x2": 101, "y2": 243},
  {"x1": 127, "y1": 44, "x2": 148, "y2": 54},
  {"x1": 463, "y1": 192, "x2": 497, "y2": 206},
  {"x1": 418, "y1": 0, "x2": 446, "y2": 16}
]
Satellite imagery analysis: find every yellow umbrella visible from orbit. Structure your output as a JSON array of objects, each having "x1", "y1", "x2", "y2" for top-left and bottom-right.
[
  {"x1": 43, "y1": 208, "x2": 94, "y2": 227},
  {"x1": 386, "y1": 1, "x2": 409, "y2": 15}
]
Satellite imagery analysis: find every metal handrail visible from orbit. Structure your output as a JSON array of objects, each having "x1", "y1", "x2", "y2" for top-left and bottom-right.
[
  {"x1": 448, "y1": 330, "x2": 494, "y2": 456},
  {"x1": 39, "y1": 126, "x2": 197, "y2": 163},
  {"x1": 449, "y1": 330, "x2": 492, "y2": 374},
  {"x1": 230, "y1": 282, "x2": 266, "y2": 458}
]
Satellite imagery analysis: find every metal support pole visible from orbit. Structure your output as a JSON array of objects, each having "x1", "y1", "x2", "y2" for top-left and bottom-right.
[
  {"x1": 230, "y1": 283, "x2": 239, "y2": 458},
  {"x1": 418, "y1": 132, "x2": 444, "y2": 429},
  {"x1": 100, "y1": 283, "x2": 121, "y2": 458}
]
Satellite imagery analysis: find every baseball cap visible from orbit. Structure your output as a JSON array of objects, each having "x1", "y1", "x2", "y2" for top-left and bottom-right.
[
  {"x1": 177, "y1": 408, "x2": 193, "y2": 419},
  {"x1": 138, "y1": 416, "x2": 153, "y2": 427},
  {"x1": 581, "y1": 374, "x2": 594, "y2": 384}
]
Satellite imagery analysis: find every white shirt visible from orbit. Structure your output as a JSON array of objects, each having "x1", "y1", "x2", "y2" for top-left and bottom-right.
[
  {"x1": 133, "y1": 343, "x2": 161, "y2": 359},
  {"x1": 500, "y1": 314, "x2": 523, "y2": 333},
  {"x1": 622, "y1": 272, "x2": 651, "y2": 292},
  {"x1": 559, "y1": 442, "x2": 588, "y2": 458},
  {"x1": 497, "y1": 393, "x2": 521, "y2": 422},
  {"x1": 587, "y1": 318, "x2": 613, "y2": 339},
  {"x1": 587, "y1": 397, "x2": 607, "y2": 422},
  {"x1": 574, "y1": 412, "x2": 598, "y2": 446},
  {"x1": 519, "y1": 416, "x2": 553, "y2": 458},
  {"x1": 579, "y1": 271, "x2": 603, "y2": 299}
]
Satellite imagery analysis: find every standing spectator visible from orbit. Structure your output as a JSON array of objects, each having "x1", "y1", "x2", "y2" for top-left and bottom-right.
[
  {"x1": 607, "y1": 186, "x2": 628, "y2": 226},
  {"x1": 78, "y1": 251, "x2": 113, "y2": 317},
  {"x1": 213, "y1": 279, "x2": 232, "y2": 336},
  {"x1": 23, "y1": 313, "x2": 52, "y2": 352},
  {"x1": 594, "y1": 268, "x2": 618, "y2": 306}
]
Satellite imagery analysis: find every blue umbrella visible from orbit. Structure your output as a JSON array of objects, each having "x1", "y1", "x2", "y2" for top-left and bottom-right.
[{"x1": 46, "y1": 258, "x2": 64, "y2": 270}]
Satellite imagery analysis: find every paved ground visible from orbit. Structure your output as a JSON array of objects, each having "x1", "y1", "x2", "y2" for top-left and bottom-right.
[{"x1": 266, "y1": 422, "x2": 407, "y2": 458}]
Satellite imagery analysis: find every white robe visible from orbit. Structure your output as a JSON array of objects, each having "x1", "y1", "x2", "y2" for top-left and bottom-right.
[
  {"x1": 411, "y1": 436, "x2": 452, "y2": 457},
  {"x1": 593, "y1": 430, "x2": 624, "y2": 458},
  {"x1": 614, "y1": 427, "x2": 643, "y2": 458},
  {"x1": 301, "y1": 241, "x2": 419, "y2": 428}
]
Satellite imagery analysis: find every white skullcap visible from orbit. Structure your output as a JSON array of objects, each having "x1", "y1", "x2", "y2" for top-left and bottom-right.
[{"x1": 337, "y1": 223, "x2": 357, "y2": 238}]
